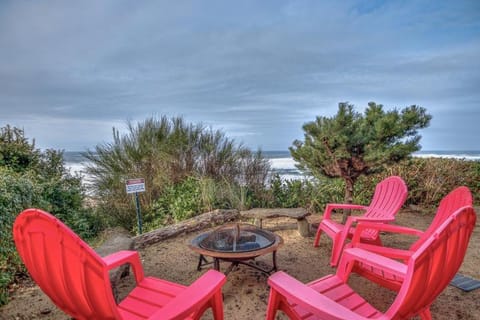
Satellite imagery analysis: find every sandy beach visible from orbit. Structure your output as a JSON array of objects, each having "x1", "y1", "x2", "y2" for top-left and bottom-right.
[{"x1": 1, "y1": 209, "x2": 479, "y2": 319}]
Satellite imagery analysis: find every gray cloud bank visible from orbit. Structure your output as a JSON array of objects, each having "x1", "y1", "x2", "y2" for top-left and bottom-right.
[{"x1": 0, "y1": 0, "x2": 479, "y2": 150}]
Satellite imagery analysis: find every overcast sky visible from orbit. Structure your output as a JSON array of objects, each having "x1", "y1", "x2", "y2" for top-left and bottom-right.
[{"x1": 0, "y1": 0, "x2": 479, "y2": 151}]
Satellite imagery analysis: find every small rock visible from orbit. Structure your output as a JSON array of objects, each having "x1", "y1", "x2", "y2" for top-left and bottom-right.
[
  {"x1": 408, "y1": 204, "x2": 423, "y2": 212},
  {"x1": 40, "y1": 308, "x2": 52, "y2": 315}
]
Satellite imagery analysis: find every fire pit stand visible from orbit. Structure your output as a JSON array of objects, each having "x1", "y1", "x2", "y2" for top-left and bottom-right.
[{"x1": 188, "y1": 223, "x2": 283, "y2": 275}]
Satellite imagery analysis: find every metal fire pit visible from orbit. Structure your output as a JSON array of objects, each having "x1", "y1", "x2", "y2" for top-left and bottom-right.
[{"x1": 189, "y1": 223, "x2": 283, "y2": 275}]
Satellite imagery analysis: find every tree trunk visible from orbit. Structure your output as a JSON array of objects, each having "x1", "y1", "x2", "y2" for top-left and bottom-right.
[{"x1": 341, "y1": 177, "x2": 355, "y2": 224}]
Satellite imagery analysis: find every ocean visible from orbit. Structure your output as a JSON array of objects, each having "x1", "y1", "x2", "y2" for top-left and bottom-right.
[
  {"x1": 63, "y1": 150, "x2": 480, "y2": 181},
  {"x1": 265, "y1": 150, "x2": 480, "y2": 180}
]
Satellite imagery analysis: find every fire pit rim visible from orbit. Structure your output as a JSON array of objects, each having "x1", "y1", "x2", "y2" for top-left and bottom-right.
[
  {"x1": 196, "y1": 223, "x2": 276, "y2": 253},
  {"x1": 189, "y1": 223, "x2": 283, "y2": 259}
]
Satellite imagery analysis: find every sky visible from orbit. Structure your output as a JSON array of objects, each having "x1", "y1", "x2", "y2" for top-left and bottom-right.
[{"x1": 0, "y1": 0, "x2": 479, "y2": 152}]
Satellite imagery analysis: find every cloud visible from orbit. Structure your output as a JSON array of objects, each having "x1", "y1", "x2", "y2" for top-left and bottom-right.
[{"x1": 0, "y1": 0, "x2": 479, "y2": 150}]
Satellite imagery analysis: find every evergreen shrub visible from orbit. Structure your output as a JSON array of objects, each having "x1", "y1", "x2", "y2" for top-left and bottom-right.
[
  {"x1": 277, "y1": 157, "x2": 480, "y2": 217},
  {"x1": 0, "y1": 126, "x2": 99, "y2": 305},
  {"x1": 85, "y1": 116, "x2": 271, "y2": 233}
]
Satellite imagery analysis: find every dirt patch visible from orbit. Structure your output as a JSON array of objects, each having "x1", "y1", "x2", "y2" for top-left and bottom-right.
[{"x1": 1, "y1": 209, "x2": 479, "y2": 319}]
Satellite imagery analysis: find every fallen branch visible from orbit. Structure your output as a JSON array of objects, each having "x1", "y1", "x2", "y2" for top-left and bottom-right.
[{"x1": 133, "y1": 209, "x2": 240, "y2": 248}]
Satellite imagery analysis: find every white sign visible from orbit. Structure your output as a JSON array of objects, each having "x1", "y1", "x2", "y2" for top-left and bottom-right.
[{"x1": 126, "y1": 178, "x2": 146, "y2": 194}]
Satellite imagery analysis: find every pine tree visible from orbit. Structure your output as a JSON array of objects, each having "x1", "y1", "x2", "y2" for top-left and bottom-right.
[{"x1": 290, "y1": 102, "x2": 431, "y2": 222}]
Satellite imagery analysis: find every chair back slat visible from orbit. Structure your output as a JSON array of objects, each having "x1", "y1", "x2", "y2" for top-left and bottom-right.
[
  {"x1": 410, "y1": 186, "x2": 472, "y2": 251},
  {"x1": 366, "y1": 176, "x2": 407, "y2": 218},
  {"x1": 363, "y1": 176, "x2": 408, "y2": 238},
  {"x1": 13, "y1": 209, "x2": 119, "y2": 320},
  {"x1": 388, "y1": 206, "x2": 476, "y2": 319}
]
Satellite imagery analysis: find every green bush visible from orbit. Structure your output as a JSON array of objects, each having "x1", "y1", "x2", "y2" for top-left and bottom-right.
[
  {"x1": 85, "y1": 116, "x2": 271, "y2": 232},
  {"x1": 152, "y1": 176, "x2": 204, "y2": 223},
  {"x1": 0, "y1": 126, "x2": 101, "y2": 306},
  {"x1": 366, "y1": 157, "x2": 480, "y2": 208},
  {"x1": 268, "y1": 157, "x2": 479, "y2": 216},
  {"x1": 267, "y1": 174, "x2": 344, "y2": 212},
  {"x1": 0, "y1": 167, "x2": 102, "y2": 305},
  {"x1": 146, "y1": 156, "x2": 480, "y2": 229},
  {"x1": 0, "y1": 125, "x2": 39, "y2": 172},
  {"x1": 0, "y1": 168, "x2": 39, "y2": 304},
  {"x1": 147, "y1": 176, "x2": 259, "y2": 231}
]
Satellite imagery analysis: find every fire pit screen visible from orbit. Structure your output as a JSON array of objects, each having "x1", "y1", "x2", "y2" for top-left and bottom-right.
[{"x1": 199, "y1": 223, "x2": 276, "y2": 253}]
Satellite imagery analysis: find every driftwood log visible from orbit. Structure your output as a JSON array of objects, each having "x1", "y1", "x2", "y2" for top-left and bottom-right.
[
  {"x1": 240, "y1": 208, "x2": 311, "y2": 237},
  {"x1": 133, "y1": 209, "x2": 240, "y2": 248}
]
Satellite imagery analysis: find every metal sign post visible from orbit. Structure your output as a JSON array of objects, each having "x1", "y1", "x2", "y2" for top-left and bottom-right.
[
  {"x1": 126, "y1": 178, "x2": 146, "y2": 234},
  {"x1": 134, "y1": 192, "x2": 143, "y2": 234}
]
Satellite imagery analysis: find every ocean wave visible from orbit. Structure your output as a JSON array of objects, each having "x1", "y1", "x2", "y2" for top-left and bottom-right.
[
  {"x1": 66, "y1": 162, "x2": 88, "y2": 175},
  {"x1": 413, "y1": 152, "x2": 480, "y2": 161},
  {"x1": 269, "y1": 157, "x2": 298, "y2": 170},
  {"x1": 64, "y1": 150, "x2": 480, "y2": 185}
]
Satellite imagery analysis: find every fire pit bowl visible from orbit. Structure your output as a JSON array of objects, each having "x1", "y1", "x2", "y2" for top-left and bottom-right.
[
  {"x1": 199, "y1": 223, "x2": 276, "y2": 252},
  {"x1": 189, "y1": 223, "x2": 283, "y2": 275}
]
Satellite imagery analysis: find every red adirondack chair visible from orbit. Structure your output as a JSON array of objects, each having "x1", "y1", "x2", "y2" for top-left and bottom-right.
[
  {"x1": 13, "y1": 208, "x2": 226, "y2": 320},
  {"x1": 349, "y1": 186, "x2": 473, "y2": 291},
  {"x1": 313, "y1": 176, "x2": 408, "y2": 266},
  {"x1": 266, "y1": 206, "x2": 476, "y2": 320}
]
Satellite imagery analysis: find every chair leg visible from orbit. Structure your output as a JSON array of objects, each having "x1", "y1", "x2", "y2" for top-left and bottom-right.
[
  {"x1": 330, "y1": 232, "x2": 343, "y2": 267},
  {"x1": 211, "y1": 290, "x2": 224, "y2": 320},
  {"x1": 265, "y1": 289, "x2": 280, "y2": 320},
  {"x1": 420, "y1": 307, "x2": 432, "y2": 320},
  {"x1": 313, "y1": 224, "x2": 323, "y2": 247}
]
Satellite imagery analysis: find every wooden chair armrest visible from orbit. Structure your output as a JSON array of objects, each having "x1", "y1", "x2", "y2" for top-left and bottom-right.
[
  {"x1": 330, "y1": 215, "x2": 396, "y2": 267},
  {"x1": 102, "y1": 250, "x2": 144, "y2": 283},
  {"x1": 337, "y1": 248, "x2": 408, "y2": 281},
  {"x1": 268, "y1": 272, "x2": 369, "y2": 320},
  {"x1": 150, "y1": 270, "x2": 226, "y2": 319},
  {"x1": 349, "y1": 216, "x2": 395, "y2": 223},
  {"x1": 353, "y1": 243, "x2": 414, "y2": 261},
  {"x1": 351, "y1": 222, "x2": 423, "y2": 246},
  {"x1": 323, "y1": 203, "x2": 367, "y2": 219}
]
